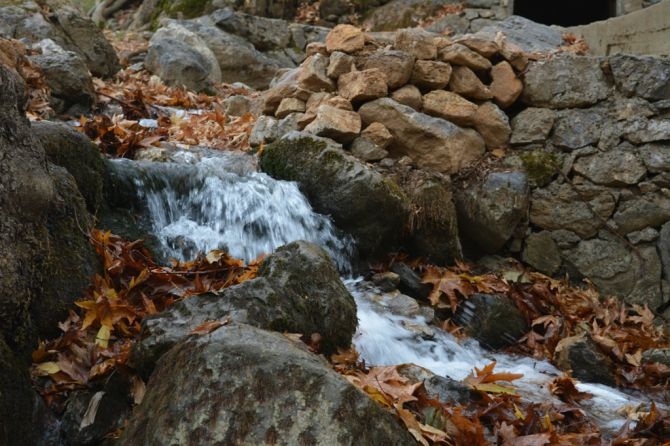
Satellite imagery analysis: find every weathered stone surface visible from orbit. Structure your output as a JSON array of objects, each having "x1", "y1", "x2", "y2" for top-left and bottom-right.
[
  {"x1": 490, "y1": 61, "x2": 522, "y2": 108},
  {"x1": 422, "y1": 90, "x2": 477, "y2": 126},
  {"x1": 510, "y1": 108, "x2": 556, "y2": 145},
  {"x1": 359, "y1": 98, "x2": 485, "y2": 174},
  {"x1": 325, "y1": 24, "x2": 365, "y2": 53},
  {"x1": 210, "y1": 8, "x2": 291, "y2": 51},
  {"x1": 455, "y1": 170, "x2": 529, "y2": 253},
  {"x1": 327, "y1": 51, "x2": 355, "y2": 78},
  {"x1": 609, "y1": 54, "x2": 670, "y2": 101},
  {"x1": 262, "y1": 68, "x2": 311, "y2": 115},
  {"x1": 554, "y1": 333, "x2": 615, "y2": 385},
  {"x1": 250, "y1": 115, "x2": 279, "y2": 146},
  {"x1": 361, "y1": 122, "x2": 393, "y2": 149},
  {"x1": 438, "y1": 43, "x2": 491, "y2": 71},
  {"x1": 642, "y1": 348, "x2": 670, "y2": 366},
  {"x1": 261, "y1": 132, "x2": 411, "y2": 259},
  {"x1": 448, "y1": 65, "x2": 492, "y2": 100},
  {"x1": 338, "y1": 68, "x2": 388, "y2": 103},
  {"x1": 472, "y1": 102, "x2": 511, "y2": 149},
  {"x1": 627, "y1": 227, "x2": 659, "y2": 244},
  {"x1": 394, "y1": 27, "x2": 437, "y2": 60},
  {"x1": 275, "y1": 97, "x2": 305, "y2": 119},
  {"x1": 357, "y1": 48, "x2": 415, "y2": 90},
  {"x1": 476, "y1": 15, "x2": 566, "y2": 53},
  {"x1": 363, "y1": 0, "x2": 446, "y2": 31},
  {"x1": 306, "y1": 41, "x2": 328, "y2": 56},
  {"x1": 623, "y1": 118, "x2": 670, "y2": 144},
  {"x1": 522, "y1": 54, "x2": 609, "y2": 109},
  {"x1": 612, "y1": 193, "x2": 670, "y2": 235},
  {"x1": 573, "y1": 149, "x2": 647, "y2": 186},
  {"x1": 455, "y1": 294, "x2": 528, "y2": 350},
  {"x1": 350, "y1": 137, "x2": 389, "y2": 161},
  {"x1": 223, "y1": 94, "x2": 251, "y2": 116},
  {"x1": 551, "y1": 108, "x2": 608, "y2": 150},
  {"x1": 298, "y1": 53, "x2": 335, "y2": 92},
  {"x1": 530, "y1": 182, "x2": 617, "y2": 238},
  {"x1": 660, "y1": 221, "x2": 670, "y2": 286},
  {"x1": 638, "y1": 143, "x2": 670, "y2": 173},
  {"x1": 410, "y1": 59, "x2": 452, "y2": 90},
  {"x1": 303, "y1": 105, "x2": 361, "y2": 143},
  {"x1": 123, "y1": 324, "x2": 415, "y2": 446},
  {"x1": 522, "y1": 231, "x2": 562, "y2": 275},
  {"x1": 391, "y1": 84, "x2": 422, "y2": 110},
  {"x1": 454, "y1": 34, "x2": 499, "y2": 58}
]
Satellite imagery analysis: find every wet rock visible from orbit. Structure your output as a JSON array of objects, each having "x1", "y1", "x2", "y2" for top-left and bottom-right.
[
  {"x1": 522, "y1": 231, "x2": 562, "y2": 276},
  {"x1": 410, "y1": 59, "x2": 452, "y2": 90},
  {"x1": 390, "y1": 84, "x2": 422, "y2": 110},
  {"x1": 609, "y1": 55, "x2": 670, "y2": 101},
  {"x1": 371, "y1": 272, "x2": 401, "y2": 292},
  {"x1": 638, "y1": 143, "x2": 670, "y2": 173},
  {"x1": 472, "y1": 102, "x2": 511, "y2": 149},
  {"x1": 303, "y1": 104, "x2": 361, "y2": 143},
  {"x1": 397, "y1": 364, "x2": 471, "y2": 404},
  {"x1": 357, "y1": 49, "x2": 414, "y2": 90},
  {"x1": 490, "y1": 61, "x2": 522, "y2": 108},
  {"x1": 573, "y1": 149, "x2": 647, "y2": 186},
  {"x1": 122, "y1": 324, "x2": 415, "y2": 445},
  {"x1": 510, "y1": 107, "x2": 556, "y2": 145},
  {"x1": 390, "y1": 263, "x2": 431, "y2": 301},
  {"x1": 455, "y1": 170, "x2": 529, "y2": 253},
  {"x1": 422, "y1": 90, "x2": 477, "y2": 126},
  {"x1": 260, "y1": 132, "x2": 410, "y2": 259},
  {"x1": 325, "y1": 24, "x2": 365, "y2": 53},
  {"x1": 359, "y1": 98, "x2": 485, "y2": 174},
  {"x1": 394, "y1": 27, "x2": 437, "y2": 60},
  {"x1": 554, "y1": 333, "x2": 615, "y2": 385},
  {"x1": 455, "y1": 293, "x2": 528, "y2": 350},
  {"x1": 522, "y1": 54, "x2": 609, "y2": 108},
  {"x1": 530, "y1": 182, "x2": 617, "y2": 238},
  {"x1": 448, "y1": 65, "x2": 492, "y2": 100},
  {"x1": 338, "y1": 68, "x2": 388, "y2": 103}
]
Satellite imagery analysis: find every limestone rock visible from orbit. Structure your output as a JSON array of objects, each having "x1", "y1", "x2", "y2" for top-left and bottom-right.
[
  {"x1": 298, "y1": 53, "x2": 335, "y2": 92},
  {"x1": 262, "y1": 68, "x2": 311, "y2": 115},
  {"x1": 522, "y1": 54, "x2": 609, "y2": 109},
  {"x1": 357, "y1": 48, "x2": 415, "y2": 90},
  {"x1": 609, "y1": 54, "x2": 670, "y2": 101},
  {"x1": 454, "y1": 35, "x2": 499, "y2": 58},
  {"x1": 612, "y1": 193, "x2": 670, "y2": 235},
  {"x1": 422, "y1": 90, "x2": 477, "y2": 126},
  {"x1": 350, "y1": 137, "x2": 389, "y2": 161},
  {"x1": 476, "y1": 15, "x2": 566, "y2": 54},
  {"x1": 338, "y1": 68, "x2": 388, "y2": 103},
  {"x1": 510, "y1": 108, "x2": 556, "y2": 145},
  {"x1": 638, "y1": 143, "x2": 670, "y2": 173},
  {"x1": 394, "y1": 28, "x2": 437, "y2": 60},
  {"x1": 490, "y1": 61, "x2": 522, "y2": 108},
  {"x1": 249, "y1": 115, "x2": 279, "y2": 147},
  {"x1": 472, "y1": 102, "x2": 511, "y2": 149},
  {"x1": 448, "y1": 65, "x2": 492, "y2": 100},
  {"x1": 275, "y1": 97, "x2": 305, "y2": 118},
  {"x1": 573, "y1": 150, "x2": 647, "y2": 186},
  {"x1": 410, "y1": 59, "x2": 452, "y2": 90},
  {"x1": 325, "y1": 24, "x2": 365, "y2": 54},
  {"x1": 327, "y1": 51, "x2": 355, "y2": 79},
  {"x1": 438, "y1": 43, "x2": 492, "y2": 71},
  {"x1": 304, "y1": 105, "x2": 361, "y2": 143},
  {"x1": 361, "y1": 122, "x2": 393, "y2": 149},
  {"x1": 624, "y1": 119, "x2": 670, "y2": 144},
  {"x1": 391, "y1": 84, "x2": 422, "y2": 110},
  {"x1": 551, "y1": 108, "x2": 606, "y2": 150},
  {"x1": 210, "y1": 8, "x2": 291, "y2": 52},
  {"x1": 522, "y1": 231, "x2": 562, "y2": 275},
  {"x1": 359, "y1": 98, "x2": 485, "y2": 174}
]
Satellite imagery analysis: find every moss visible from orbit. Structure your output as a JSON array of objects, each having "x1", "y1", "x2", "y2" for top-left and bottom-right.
[{"x1": 519, "y1": 151, "x2": 561, "y2": 187}]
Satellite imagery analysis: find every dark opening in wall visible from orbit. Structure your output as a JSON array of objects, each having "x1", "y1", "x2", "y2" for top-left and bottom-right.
[{"x1": 513, "y1": 0, "x2": 616, "y2": 26}]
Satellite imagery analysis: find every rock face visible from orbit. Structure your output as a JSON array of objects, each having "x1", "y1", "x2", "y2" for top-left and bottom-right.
[
  {"x1": 121, "y1": 324, "x2": 415, "y2": 445},
  {"x1": 260, "y1": 132, "x2": 411, "y2": 259},
  {"x1": 455, "y1": 294, "x2": 528, "y2": 350}
]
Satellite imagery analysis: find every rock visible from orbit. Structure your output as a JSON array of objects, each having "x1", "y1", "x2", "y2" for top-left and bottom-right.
[
  {"x1": 357, "y1": 49, "x2": 414, "y2": 90},
  {"x1": 490, "y1": 61, "x2": 522, "y2": 108},
  {"x1": 30, "y1": 39, "x2": 95, "y2": 115},
  {"x1": 516, "y1": 150, "x2": 561, "y2": 187},
  {"x1": 390, "y1": 84, "x2": 422, "y2": 110},
  {"x1": 624, "y1": 119, "x2": 670, "y2": 144},
  {"x1": 411, "y1": 59, "x2": 452, "y2": 90},
  {"x1": 659, "y1": 222, "x2": 670, "y2": 285},
  {"x1": 121, "y1": 324, "x2": 416, "y2": 445},
  {"x1": 306, "y1": 41, "x2": 328, "y2": 56},
  {"x1": 303, "y1": 105, "x2": 361, "y2": 143},
  {"x1": 327, "y1": 51, "x2": 355, "y2": 79},
  {"x1": 390, "y1": 263, "x2": 431, "y2": 301},
  {"x1": 320, "y1": 0, "x2": 352, "y2": 21},
  {"x1": 608, "y1": 55, "x2": 670, "y2": 101},
  {"x1": 522, "y1": 54, "x2": 609, "y2": 108},
  {"x1": 638, "y1": 143, "x2": 670, "y2": 173},
  {"x1": 350, "y1": 137, "x2": 389, "y2": 161},
  {"x1": 363, "y1": 0, "x2": 447, "y2": 31},
  {"x1": 454, "y1": 294, "x2": 528, "y2": 350},
  {"x1": 371, "y1": 272, "x2": 401, "y2": 292},
  {"x1": 627, "y1": 228, "x2": 659, "y2": 245},
  {"x1": 454, "y1": 34, "x2": 499, "y2": 58},
  {"x1": 510, "y1": 108, "x2": 556, "y2": 145},
  {"x1": 338, "y1": 68, "x2": 388, "y2": 103},
  {"x1": 422, "y1": 90, "x2": 477, "y2": 126},
  {"x1": 471, "y1": 102, "x2": 511, "y2": 149},
  {"x1": 275, "y1": 97, "x2": 305, "y2": 118},
  {"x1": 210, "y1": 8, "x2": 291, "y2": 51},
  {"x1": 554, "y1": 333, "x2": 615, "y2": 385},
  {"x1": 572, "y1": 149, "x2": 647, "y2": 186},
  {"x1": 359, "y1": 98, "x2": 485, "y2": 174},
  {"x1": 145, "y1": 23, "x2": 221, "y2": 91},
  {"x1": 448, "y1": 65, "x2": 492, "y2": 100},
  {"x1": 476, "y1": 15, "x2": 566, "y2": 53},
  {"x1": 642, "y1": 348, "x2": 670, "y2": 366},
  {"x1": 438, "y1": 43, "x2": 491, "y2": 71},
  {"x1": 612, "y1": 193, "x2": 670, "y2": 235},
  {"x1": 455, "y1": 171, "x2": 529, "y2": 253},
  {"x1": 425, "y1": 13, "x2": 470, "y2": 36},
  {"x1": 530, "y1": 182, "x2": 617, "y2": 238},
  {"x1": 551, "y1": 108, "x2": 606, "y2": 150},
  {"x1": 222, "y1": 94, "x2": 251, "y2": 116},
  {"x1": 298, "y1": 53, "x2": 335, "y2": 92},
  {"x1": 394, "y1": 27, "x2": 437, "y2": 60},
  {"x1": 260, "y1": 132, "x2": 411, "y2": 259},
  {"x1": 262, "y1": 68, "x2": 311, "y2": 115},
  {"x1": 249, "y1": 115, "x2": 279, "y2": 146},
  {"x1": 397, "y1": 364, "x2": 471, "y2": 404},
  {"x1": 289, "y1": 23, "x2": 331, "y2": 51},
  {"x1": 325, "y1": 24, "x2": 365, "y2": 53},
  {"x1": 361, "y1": 122, "x2": 393, "y2": 148},
  {"x1": 522, "y1": 231, "x2": 562, "y2": 275},
  {"x1": 237, "y1": 0, "x2": 301, "y2": 19}
]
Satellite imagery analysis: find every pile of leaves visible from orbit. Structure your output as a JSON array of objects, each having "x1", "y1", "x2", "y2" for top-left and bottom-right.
[{"x1": 31, "y1": 229, "x2": 258, "y2": 410}]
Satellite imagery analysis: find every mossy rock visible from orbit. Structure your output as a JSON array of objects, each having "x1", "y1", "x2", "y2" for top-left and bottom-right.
[
  {"x1": 260, "y1": 132, "x2": 412, "y2": 261},
  {"x1": 518, "y1": 150, "x2": 561, "y2": 187}
]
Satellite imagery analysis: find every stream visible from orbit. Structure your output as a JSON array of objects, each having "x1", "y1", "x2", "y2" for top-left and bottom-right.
[{"x1": 113, "y1": 148, "x2": 658, "y2": 436}]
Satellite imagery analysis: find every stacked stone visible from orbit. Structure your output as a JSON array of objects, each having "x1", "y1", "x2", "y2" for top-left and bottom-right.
[{"x1": 255, "y1": 24, "x2": 526, "y2": 175}]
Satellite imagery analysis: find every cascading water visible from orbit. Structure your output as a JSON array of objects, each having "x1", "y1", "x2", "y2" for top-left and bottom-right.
[{"x1": 119, "y1": 148, "x2": 658, "y2": 436}]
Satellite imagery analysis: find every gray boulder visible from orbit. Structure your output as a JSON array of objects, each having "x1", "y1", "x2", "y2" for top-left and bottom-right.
[
  {"x1": 121, "y1": 324, "x2": 415, "y2": 445},
  {"x1": 609, "y1": 54, "x2": 670, "y2": 101},
  {"x1": 476, "y1": 15, "x2": 566, "y2": 53},
  {"x1": 455, "y1": 170, "x2": 529, "y2": 253},
  {"x1": 359, "y1": 98, "x2": 485, "y2": 175},
  {"x1": 510, "y1": 107, "x2": 556, "y2": 145},
  {"x1": 210, "y1": 8, "x2": 291, "y2": 51},
  {"x1": 260, "y1": 132, "x2": 411, "y2": 259},
  {"x1": 131, "y1": 241, "x2": 357, "y2": 376},
  {"x1": 522, "y1": 231, "x2": 562, "y2": 276},
  {"x1": 551, "y1": 108, "x2": 606, "y2": 150}
]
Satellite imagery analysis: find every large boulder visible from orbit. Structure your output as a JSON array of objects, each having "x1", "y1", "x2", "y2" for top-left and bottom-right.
[
  {"x1": 131, "y1": 241, "x2": 357, "y2": 376},
  {"x1": 121, "y1": 324, "x2": 415, "y2": 445},
  {"x1": 260, "y1": 132, "x2": 411, "y2": 260},
  {"x1": 358, "y1": 98, "x2": 486, "y2": 175},
  {"x1": 608, "y1": 54, "x2": 670, "y2": 101},
  {"x1": 475, "y1": 15, "x2": 566, "y2": 53}
]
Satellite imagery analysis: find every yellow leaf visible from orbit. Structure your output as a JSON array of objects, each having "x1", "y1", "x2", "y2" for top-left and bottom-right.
[
  {"x1": 513, "y1": 403, "x2": 525, "y2": 420},
  {"x1": 35, "y1": 361, "x2": 60, "y2": 376},
  {"x1": 472, "y1": 383, "x2": 519, "y2": 395},
  {"x1": 96, "y1": 325, "x2": 111, "y2": 349}
]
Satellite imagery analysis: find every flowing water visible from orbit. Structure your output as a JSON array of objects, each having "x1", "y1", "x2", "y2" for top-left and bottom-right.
[{"x1": 120, "y1": 149, "x2": 657, "y2": 436}]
